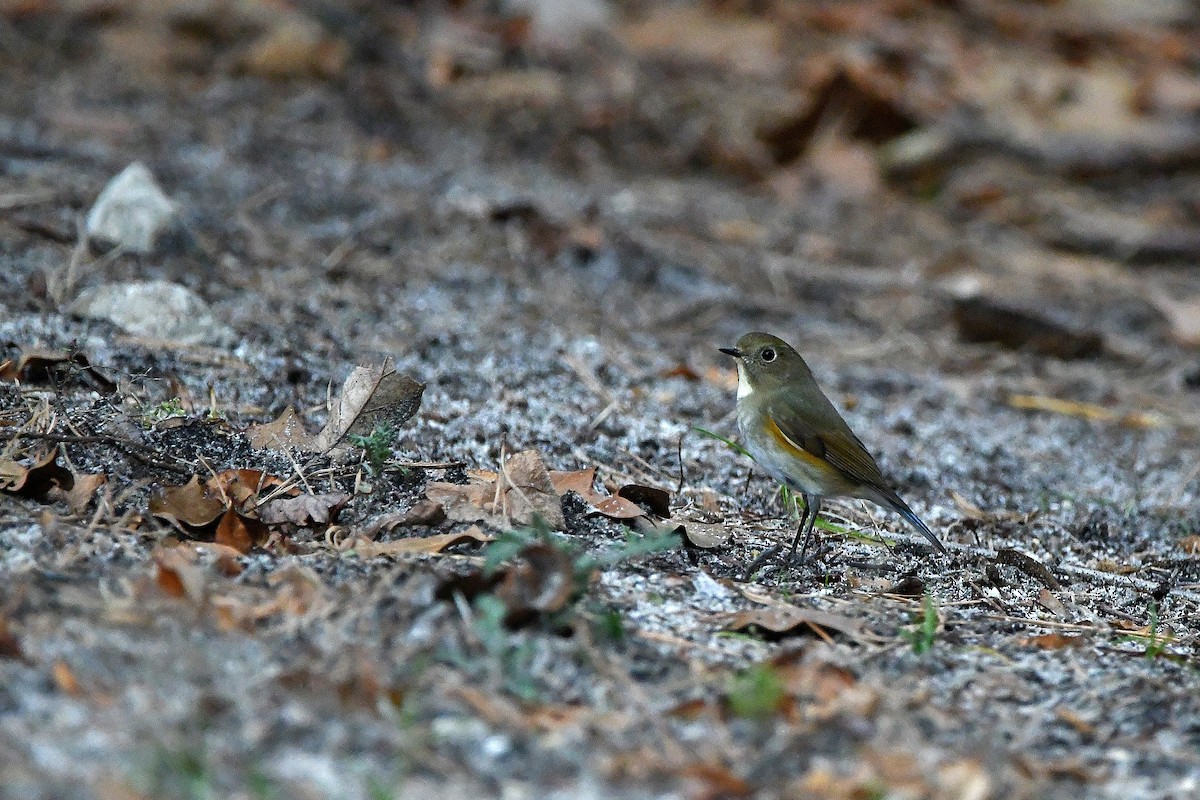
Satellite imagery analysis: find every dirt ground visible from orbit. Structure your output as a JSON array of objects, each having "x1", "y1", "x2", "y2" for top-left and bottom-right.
[{"x1": 2, "y1": 1, "x2": 1200, "y2": 798}]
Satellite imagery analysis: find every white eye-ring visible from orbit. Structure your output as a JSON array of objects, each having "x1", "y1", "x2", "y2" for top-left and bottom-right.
[{"x1": 761, "y1": 347, "x2": 776, "y2": 363}]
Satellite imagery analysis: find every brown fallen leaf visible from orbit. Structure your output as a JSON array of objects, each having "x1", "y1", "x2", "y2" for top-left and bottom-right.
[
  {"x1": 54, "y1": 472, "x2": 107, "y2": 515},
  {"x1": 617, "y1": 484, "x2": 671, "y2": 517},
  {"x1": 192, "y1": 542, "x2": 245, "y2": 577},
  {"x1": 1037, "y1": 588, "x2": 1070, "y2": 619},
  {"x1": 52, "y1": 661, "x2": 82, "y2": 696},
  {"x1": 214, "y1": 508, "x2": 270, "y2": 555},
  {"x1": 154, "y1": 546, "x2": 207, "y2": 602},
  {"x1": 669, "y1": 519, "x2": 731, "y2": 549},
  {"x1": 549, "y1": 467, "x2": 645, "y2": 519},
  {"x1": 149, "y1": 475, "x2": 226, "y2": 529},
  {"x1": 427, "y1": 449, "x2": 565, "y2": 529},
  {"x1": 360, "y1": 500, "x2": 447, "y2": 538},
  {"x1": 1178, "y1": 535, "x2": 1200, "y2": 555},
  {"x1": 724, "y1": 605, "x2": 885, "y2": 644},
  {"x1": 245, "y1": 406, "x2": 314, "y2": 450},
  {"x1": 316, "y1": 359, "x2": 424, "y2": 453},
  {"x1": 0, "y1": 448, "x2": 74, "y2": 501},
  {"x1": 351, "y1": 526, "x2": 492, "y2": 559},
  {"x1": 257, "y1": 492, "x2": 349, "y2": 526},
  {"x1": 0, "y1": 347, "x2": 115, "y2": 393},
  {"x1": 495, "y1": 543, "x2": 579, "y2": 623},
  {"x1": 207, "y1": 468, "x2": 290, "y2": 511},
  {"x1": 426, "y1": 481, "x2": 507, "y2": 523},
  {"x1": 1020, "y1": 632, "x2": 1086, "y2": 650},
  {"x1": 0, "y1": 618, "x2": 25, "y2": 662},
  {"x1": 241, "y1": 15, "x2": 348, "y2": 80},
  {"x1": 678, "y1": 763, "x2": 753, "y2": 799},
  {"x1": 994, "y1": 548, "x2": 1061, "y2": 590}
]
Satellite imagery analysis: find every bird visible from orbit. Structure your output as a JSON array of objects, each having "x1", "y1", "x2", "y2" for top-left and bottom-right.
[{"x1": 719, "y1": 331, "x2": 948, "y2": 567}]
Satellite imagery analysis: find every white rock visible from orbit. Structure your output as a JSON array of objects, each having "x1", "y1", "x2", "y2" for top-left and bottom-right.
[
  {"x1": 69, "y1": 280, "x2": 236, "y2": 346},
  {"x1": 85, "y1": 162, "x2": 178, "y2": 253},
  {"x1": 505, "y1": 0, "x2": 612, "y2": 48}
]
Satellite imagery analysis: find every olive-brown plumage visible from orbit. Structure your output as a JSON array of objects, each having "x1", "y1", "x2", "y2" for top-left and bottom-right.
[{"x1": 720, "y1": 332, "x2": 948, "y2": 563}]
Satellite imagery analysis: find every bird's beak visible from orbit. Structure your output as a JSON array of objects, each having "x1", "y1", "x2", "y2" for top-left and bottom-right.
[{"x1": 718, "y1": 347, "x2": 742, "y2": 358}]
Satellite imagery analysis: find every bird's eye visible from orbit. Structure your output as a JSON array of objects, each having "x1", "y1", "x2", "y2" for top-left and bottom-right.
[{"x1": 761, "y1": 347, "x2": 776, "y2": 363}]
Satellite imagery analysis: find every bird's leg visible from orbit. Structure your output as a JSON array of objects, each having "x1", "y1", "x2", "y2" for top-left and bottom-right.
[{"x1": 791, "y1": 495, "x2": 822, "y2": 563}]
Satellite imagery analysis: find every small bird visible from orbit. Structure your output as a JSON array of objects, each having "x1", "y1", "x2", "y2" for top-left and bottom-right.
[{"x1": 720, "y1": 332, "x2": 948, "y2": 566}]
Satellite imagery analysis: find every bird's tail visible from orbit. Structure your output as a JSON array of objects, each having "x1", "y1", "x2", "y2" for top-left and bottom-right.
[{"x1": 878, "y1": 491, "x2": 948, "y2": 556}]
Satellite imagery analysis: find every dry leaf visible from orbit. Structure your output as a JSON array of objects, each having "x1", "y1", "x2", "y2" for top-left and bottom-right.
[
  {"x1": 245, "y1": 406, "x2": 314, "y2": 450},
  {"x1": 1020, "y1": 632, "x2": 1086, "y2": 650},
  {"x1": 0, "y1": 618, "x2": 25, "y2": 662},
  {"x1": 0, "y1": 448, "x2": 74, "y2": 501},
  {"x1": 549, "y1": 468, "x2": 645, "y2": 519},
  {"x1": 994, "y1": 548, "x2": 1061, "y2": 590},
  {"x1": 1037, "y1": 588, "x2": 1070, "y2": 619},
  {"x1": 52, "y1": 661, "x2": 82, "y2": 696},
  {"x1": 616, "y1": 484, "x2": 671, "y2": 517},
  {"x1": 351, "y1": 526, "x2": 492, "y2": 558},
  {"x1": 361, "y1": 500, "x2": 448, "y2": 537},
  {"x1": 0, "y1": 347, "x2": 115, "y2": 392},
  {"x1": 316, "y1": 360, "x2": 424, "y2": 453},
  {"x1": 214, "y1": 508, "x2": 270, "y2": 554},
  {"x1": 257, "y1": 492, "x2": 349, "y2": 526},
  {"x1": 678, "y1": 763, "x2": 753, "y2": 798},
  {"x1": 495, "y1": 543, "x2": 578, "y2": 622},
  {"x1": 670, "y1": 519, "x2": 731, "y2": 549},
  {"x1": 154, "y1": 546, "x2": 207, "y2": 602},
  {"x1": 724, "y1": 605, "x2": 884, "y2": 644},
  {"x1": 208, "y1": 468, "x2": 289, "y2": 510},
  {"x1": 58, "y1": 472, "x2": 107, "y2": 515},
  {"x1": 149, "y1": 475, "x2": 226, "y2": 529},
  {"x1": 1178, "y1": 535, "x2": 1200, "y2": 554},
  {"x1": 427, "y1": 449, "x2": 564, "y2": 529},
  {"x1": 426, "y1": 481, "x2": 507, "y2": 523},
  {"x1": 242, "y1": 15, "x2": 348, "y2": 80}
]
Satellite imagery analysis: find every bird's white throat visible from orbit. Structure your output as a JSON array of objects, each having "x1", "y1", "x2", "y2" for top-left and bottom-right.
[{"x1": 736, "y1": 365, "x2": 753, "y2": 399}]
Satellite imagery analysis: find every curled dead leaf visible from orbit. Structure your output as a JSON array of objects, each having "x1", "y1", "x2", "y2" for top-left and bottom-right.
[
  {"x1": 257, "y1": 492, "x2": 349, "y2": 526},
  {"x1": 0, "y1": 347, "x2": 115, "y2": 393},
  {"x1": 351, "y1": 526, "x2": 492, "y2": 558},
  {"x1": 53, "y1": 472, "x2": 107, "y2": 515},
  {"x1": 0, "y1": 448, "x2": 75, "y2": 501},
  {"x1": 617, "y1": 484, "x2": 671, "y2": 517},
  {"x1": 674, "y1": 520, "x2": 731, "y2": 549},
  {"x1": 724, "y1": 605, "x2": 885, "y2": 644}
]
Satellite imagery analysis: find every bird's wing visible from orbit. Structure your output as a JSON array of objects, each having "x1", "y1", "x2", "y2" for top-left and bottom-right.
[{"x1": 766, "y1": 399, "x2": 888, "y2": 490}]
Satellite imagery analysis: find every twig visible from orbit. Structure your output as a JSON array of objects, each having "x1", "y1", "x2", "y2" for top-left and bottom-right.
[{"x1": 11, "y1": 431, "x2": 193, "y2": 476}]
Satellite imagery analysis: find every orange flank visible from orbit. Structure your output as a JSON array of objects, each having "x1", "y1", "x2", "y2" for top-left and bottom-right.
[{"x1": 764, "y1": 415, "x2": 828, "y2": 473}]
